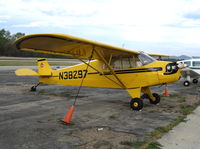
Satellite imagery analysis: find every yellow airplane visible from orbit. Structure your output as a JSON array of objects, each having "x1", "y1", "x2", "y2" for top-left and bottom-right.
[{"x1": 14, "y1": 33, "x2": 181, "y2": 111}]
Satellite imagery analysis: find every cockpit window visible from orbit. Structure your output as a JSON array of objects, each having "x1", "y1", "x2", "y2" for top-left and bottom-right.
[
  {"x1": 111, "y1": 57, "x2": 139, "y2": 69},
  {"x1": 193, "y1": 61, "x2": 200, "y2": 67},
  {"x1": 184, "y1": 61, "x2": 191, "y2": 67},
  {"x1": 110, "y1": 52, "x2": 156, "y2": 69},
  {"x1": 138, "y1": 52, "x2": 156, "y2": 65}
]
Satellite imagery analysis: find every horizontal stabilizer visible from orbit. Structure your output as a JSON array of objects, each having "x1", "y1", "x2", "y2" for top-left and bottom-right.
[{"x1": 15, "y1": 68, "x2": 39, "y2": 76}]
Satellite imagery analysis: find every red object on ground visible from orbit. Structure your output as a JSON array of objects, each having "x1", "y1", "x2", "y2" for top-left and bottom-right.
[
  {"x1": 164, "y1": 87, "x2": 169, "y2": 96},
  {"x1": 63, "y1": 105, "x2": 75, "y2": 123}
]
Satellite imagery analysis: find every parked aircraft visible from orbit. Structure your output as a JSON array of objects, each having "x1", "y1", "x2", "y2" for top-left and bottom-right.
[
  {"x1": 178, "y1": 59, "x2": 200, "y2": 86},
  {"x1": 14, "y1": 33, "x2": 181, "y2": 110}
]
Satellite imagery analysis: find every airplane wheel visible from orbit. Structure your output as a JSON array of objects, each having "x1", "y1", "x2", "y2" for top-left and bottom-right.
[
  {"x1": 130, "y1": 98, "x2": 143, "y2": 111},
  {"x1": 30, "y1": 86, "x2": 36, "y2": 92},
  {"x1": 183, "y1": 81, "x2": 190, "y2": 87},
  {"x1": 149, "y1": 93, "x2": 160, "y2": 104},
  {"x1": 193, "y1": 79, "x2": 198, "y2": 84}
]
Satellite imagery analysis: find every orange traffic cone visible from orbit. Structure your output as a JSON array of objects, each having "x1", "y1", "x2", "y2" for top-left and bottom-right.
[
  {"x1": 164, "y1": 86, "x2": 169, "y2": 97},
  {"x1": 63, "y1": 105, "x2": 75, "y2": 124}
]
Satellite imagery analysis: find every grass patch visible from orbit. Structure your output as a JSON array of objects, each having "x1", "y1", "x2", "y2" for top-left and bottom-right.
[
  {"x1": 149, "y1": 116, "x2": 186, "y2": 138},
  {"x1": 0, "y1": 57, "x2": 77, "y2": 61},
  {"x1": 141, "y1": 95, "x2": 200, "y2": 148},
  {"x1": 120, "y1": 141, "x2": 135, "y2": 147},
  {"x1": 0, "y1": 61, "x2": 77, "y2": 66},
  {"x1": 139, "y1": 116, "x2": 186, "y2": 149},
  {"x1": 169, "y1": 94, "x2": 181, "y2": 98},
  {"x1": 67, "y1": 121, "x2": 75, "y2": 126},
  {"x1": 167, "y1": 105, "x2": 174, "y2": 109},
  {"x1": 59, "y1": 119, "x2": 75, "y2": 126},
  {"x1": 146, "y1": 141, "x2": 162, "y2": 149},
  {"x1": 120, "y1": 141, "x2": 146, "y2": 148},
  {"x1": 149, "y1": 126, "x2": 168, "y2": 137},
  {"x1": 133, "y1": 141, "x2": 147, "y2": 147},
  {"x1": 179, "y1": 104, "x2": 194, "y2": 115},
  {"x1": 178, "y1": 97, "x2": 186, "y2": 103},
  {"x1": 109, "y1": 114, "x2": 117, "y2": 119},
  {"x1": 0, "y1": 57, "x2": 79, "y2": 66},
  {"x1": 0, "y1": 61, "x2": 35, "y2": 66}
]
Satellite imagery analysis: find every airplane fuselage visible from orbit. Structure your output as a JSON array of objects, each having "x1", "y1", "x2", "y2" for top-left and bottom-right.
[{"x1": 39, "y1": 60, "x2": 181, "y2": 89}]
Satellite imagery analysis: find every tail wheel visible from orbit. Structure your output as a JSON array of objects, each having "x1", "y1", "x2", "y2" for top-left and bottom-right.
[
  {"x1": 30, "y1": 86, "x2": 36, "y2": 92},
  {"x1": 130, "y1": 98, "x2": 143, "y2": 111},
  {"x1": 183, "y1": 81, "x2": 190, "y2": 87},
  {"x1": 193, "y1": 79, "x2": 198, "y2": 84},
  {"x1": 149, "y1": 93, "x2": 160, "y2": 104}
]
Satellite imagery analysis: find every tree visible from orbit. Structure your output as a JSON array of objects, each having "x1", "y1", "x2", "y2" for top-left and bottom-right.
[
  {"x1": 0, "y1": 28, "x2": 66, "y2": 58},
  {"x1": 0, "y1": 29, "x2": 26, "y2": 56},
  {"x1": 0, "y1": 29, "x2": 11, "y2": 55},
  {"x1": 12, "y1": 32, "x2": 25, "y2": 40}
]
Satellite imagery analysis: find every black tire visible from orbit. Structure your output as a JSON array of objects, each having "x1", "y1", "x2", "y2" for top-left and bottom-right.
[
  {"x1": 183, "y1": 81, "x2": 190, "y2": 87},
  {"x1": 193, "y1": 79, "x2": 198, "y2": 84},
  {"x1": 130, "y1": 98, "x2": 143, "y2": 111},
  {"x1": 149, "y1": 93, "x2": 160, "y2": 104},
  {"x1": 30, "y1": 86, "x2": 36, "y2": 92}
]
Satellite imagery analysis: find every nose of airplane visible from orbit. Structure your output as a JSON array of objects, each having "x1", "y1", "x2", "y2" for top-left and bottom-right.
[
  {"x1": 177, "y1": 62, "x2": 186, "y2": 69},
  {"x1": 164, "y1": 62, "x2": 179, "y2": 75}
]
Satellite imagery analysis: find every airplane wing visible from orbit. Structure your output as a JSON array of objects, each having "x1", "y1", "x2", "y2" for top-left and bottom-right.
[
  {"x1": 14, "y1": 33, "x2": 140, "y2": 61},
  {"x1": 181, "y1": 68, "x2": 200, "y2": 78},
  {"x1": 148, "y1": 53, "x2": 171, "y2": 60}
]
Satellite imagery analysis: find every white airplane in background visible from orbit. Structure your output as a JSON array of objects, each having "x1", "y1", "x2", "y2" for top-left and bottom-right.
[{"x1": 178, "y1": 59, "x2": 200, "y2": 86}]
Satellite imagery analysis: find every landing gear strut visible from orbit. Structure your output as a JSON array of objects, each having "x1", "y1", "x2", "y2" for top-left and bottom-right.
[
  {"x1": 30, "y1": 83, "x2": 41, "y2": 92},
  {"x1": 141, "y1": 87, "x2": 160, "y2": 105},
  {"x1": 149, "y1": 93, "x2": 160, "y2": 104},
  {"x1": 141, "y1": 93, "x2": 161, "y2": 104}
]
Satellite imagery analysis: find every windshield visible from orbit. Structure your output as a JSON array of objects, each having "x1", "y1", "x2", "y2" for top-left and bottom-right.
[{"x1": 138, "y1": 52, "x2": 156, "y2": 65}]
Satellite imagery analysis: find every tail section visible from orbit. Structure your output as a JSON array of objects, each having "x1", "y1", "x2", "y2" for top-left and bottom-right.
[
  {"x1": 37, "y1": 58, "x2": 52, "y2": 76},
  {"x1": 15, "y1": 68, "x2": 39, "y2": 76},
  {"x1": 15, "y1": 58, "x2": 52, "y2": 77}
]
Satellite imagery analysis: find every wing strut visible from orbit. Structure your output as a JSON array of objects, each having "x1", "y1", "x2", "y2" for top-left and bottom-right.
[{"x1": 93, "y1": 48, "x2": 126, "y2": 89}]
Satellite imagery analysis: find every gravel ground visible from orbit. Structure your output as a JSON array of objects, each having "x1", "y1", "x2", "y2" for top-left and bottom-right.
[{"x1": 0, "y1": 67, "x2": 199, "y2": 149}]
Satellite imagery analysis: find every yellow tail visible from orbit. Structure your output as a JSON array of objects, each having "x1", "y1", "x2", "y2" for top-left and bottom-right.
[
  {"x1": 15, "y1": 68, "x2": 39, "y2": 76},
  {"x1": 15, "y1": 58, "x2": 52, "y2": 77},
  {"x1": 37, "y1": 58, "x2": 52, "y2": 76}
]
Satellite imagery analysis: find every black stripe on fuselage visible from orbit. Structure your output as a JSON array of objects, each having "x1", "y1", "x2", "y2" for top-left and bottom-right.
[{"x1": 87, "y1": 67, "x2": 162, "y2": 75}]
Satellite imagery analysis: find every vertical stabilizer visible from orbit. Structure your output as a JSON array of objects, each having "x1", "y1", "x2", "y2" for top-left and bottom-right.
[{"x1": 37, "y1": 58, "x2": 52, "y2": 76}]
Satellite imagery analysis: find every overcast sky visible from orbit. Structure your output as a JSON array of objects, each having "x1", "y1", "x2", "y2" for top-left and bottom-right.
[{"x1": 0, "y1": 0, "x2": 200, "y2": 56}]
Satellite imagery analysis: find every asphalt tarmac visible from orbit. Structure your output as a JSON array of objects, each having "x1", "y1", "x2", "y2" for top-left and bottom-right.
[{"x1": 0, "y1": 67, "x2": 199, "y2": 149}]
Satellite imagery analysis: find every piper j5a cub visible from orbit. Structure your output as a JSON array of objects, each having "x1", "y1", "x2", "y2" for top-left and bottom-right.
[{"x1": 14, "y1": 33, "x2": 181, "y2": 111}]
